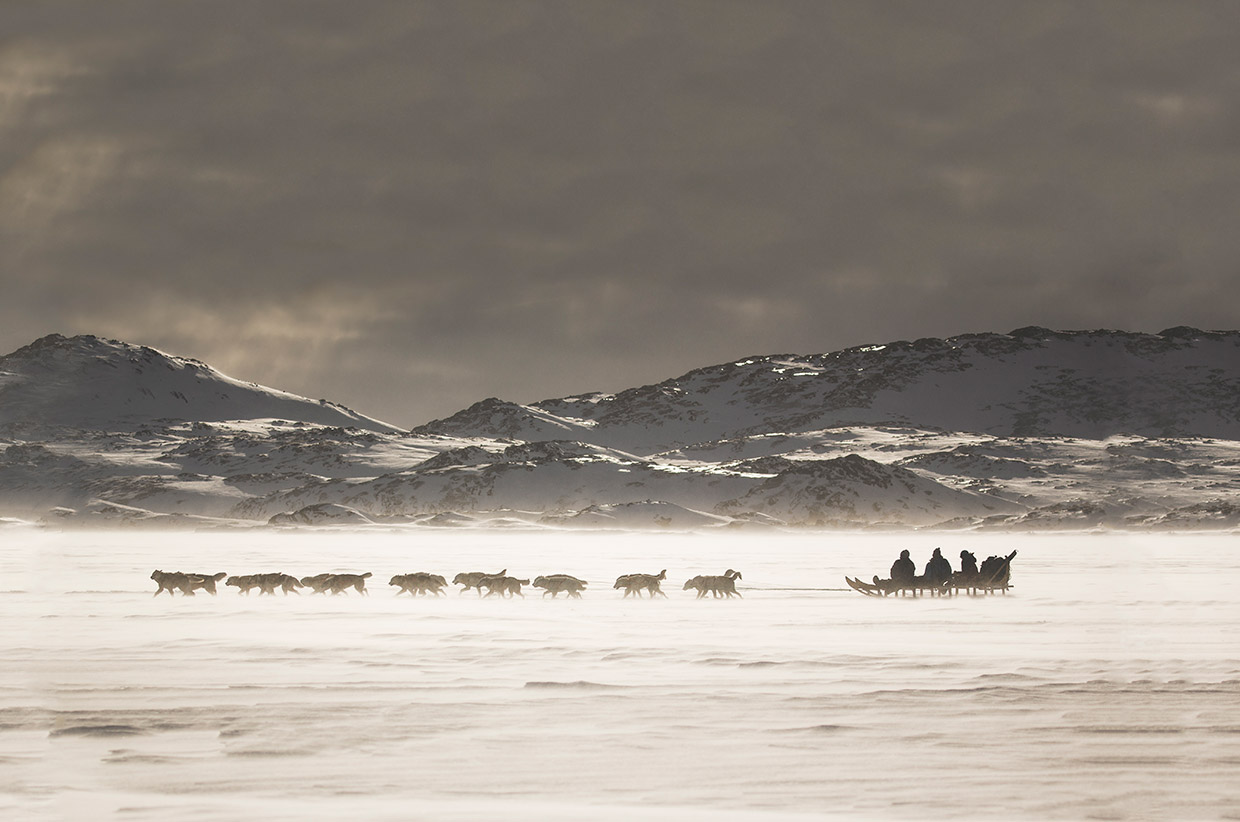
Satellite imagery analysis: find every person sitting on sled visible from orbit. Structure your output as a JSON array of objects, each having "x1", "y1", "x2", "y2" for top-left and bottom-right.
[
  {"x1": 924, "y1": 547, "x2": 953, "y2": 586},
  {"x1": 890, "y1": 550, "x2": 915, "y2": 585},
  {"x1": 959, "y1": 549, "x2": 978, "y2": 576}
]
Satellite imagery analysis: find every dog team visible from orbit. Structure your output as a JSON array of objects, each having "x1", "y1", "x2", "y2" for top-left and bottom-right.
[{"x1": 149, "y1": 567, "x2": 742, "y2": 599}]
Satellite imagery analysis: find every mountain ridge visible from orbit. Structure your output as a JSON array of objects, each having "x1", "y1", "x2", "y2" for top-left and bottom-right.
[
  {"x1": 0, "y1": 334, "x2": 400, "y2": 433},
  {"x1": 2, "y1": 328, "x2": 1238, "y2": 531},
  {"x1": 415, "y1": 327, "x2": 1240, "y2": 452}
]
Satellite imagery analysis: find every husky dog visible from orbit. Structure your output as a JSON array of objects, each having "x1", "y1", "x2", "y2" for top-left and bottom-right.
[
  {"x1": 184, "y1": 571, "x2": 227, "y2": 595},
  {"x1": 151, "y1": 570, "x2": 202, "y2": 596},
  {"x1": 452, "y1": 569, "x2": 506, "y2": 595},
  {"x1": 682, "y1": 575, "x2": 709, "y2": 598},
  {"x1": 261, "y1": 573, "x2": 301, "y2": 595},
  {"x1": 683, "y1": 572, "x2": 741, "y2": 599},
  {"x1": 474, "y1": 574, "x2": 508, "y2": 596},
  {"x1": 532, "y1": 574, "x2": 587, "y2": 598},
  {"x1": 324, "y1": 572, "x2": 372, "y2": 595},
  {"x1": 227, "y1": 573, "x2": 301, "y2": 595},
  {"x1": 298, "y1": 572, "x2": 369, "y2": 595},
  {"x1": 299, "y1": 573, "x2": 335, "y2": 594},
  {"x1": 703, "y1": 569, "x2": 742, "y2": 599},
  {"x1": 225, "y1": 574, "x2": 260, "y2": 594},
  {"x1": 541, "y1": 573, "x2": 586, "y2": 586},
  {"x1": 614, "y1": 570, "x2": 667, "y2": 598},
  {"x1": 484, "y1": 576, "x2": 529, "y2": 598},
  {"x1": 389, "y1": 572, "x2": 447, "y2": 596}
]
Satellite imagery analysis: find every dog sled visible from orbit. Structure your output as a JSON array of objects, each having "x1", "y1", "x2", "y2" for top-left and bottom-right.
[{"x1": 846, "y1": 550, "x2": 1016, "y2": 597}]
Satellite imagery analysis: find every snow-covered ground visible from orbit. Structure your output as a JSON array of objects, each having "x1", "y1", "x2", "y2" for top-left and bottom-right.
[{"x1": 3, "y1": 529, "x2": 1237, "y2": 820}]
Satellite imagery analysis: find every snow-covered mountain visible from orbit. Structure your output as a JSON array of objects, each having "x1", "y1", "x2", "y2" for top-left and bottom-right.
[
  {"x1": 715, "y1": 454, "x2": 1024, "y2": 526},
  {"x1": 416, "y1": 327, "x2": 1240, "y2": 452},
  {"x1": 0, "y1": 334, "x2": 399, "y2": 433},
  {"x1": 1, "y1": 328, "x2": 1238, "y2": 531}
]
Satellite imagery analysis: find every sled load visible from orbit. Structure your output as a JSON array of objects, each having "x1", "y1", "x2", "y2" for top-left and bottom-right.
[{"x1": 846, "y1": 550, "x2": 1016, "y2": 597}]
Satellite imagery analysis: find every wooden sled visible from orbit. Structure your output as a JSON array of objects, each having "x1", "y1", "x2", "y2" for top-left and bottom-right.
[
  {"x1": 845, "y1": 576, "x2": 883, "y2": 596},
  {"x1": 847, "y1": 550, "x2": 1017, "y2": 597}
]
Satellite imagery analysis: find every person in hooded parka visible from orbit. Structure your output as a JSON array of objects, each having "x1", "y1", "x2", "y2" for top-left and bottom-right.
[
  {"x1": 924, "y1": 548, "x2": 953, "y2": 587},
  {"x1": 890, "y1": 549, "x2": 916, "y2": 585}
]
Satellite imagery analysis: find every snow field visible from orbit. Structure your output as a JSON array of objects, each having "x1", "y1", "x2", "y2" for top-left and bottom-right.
[{"x1": 2, "y1": 530, "x2": 1239, "y2": 820}]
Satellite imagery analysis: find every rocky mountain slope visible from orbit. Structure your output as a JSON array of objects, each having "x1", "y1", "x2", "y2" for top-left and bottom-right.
[
  {"x1": 416, "y1": 327, "x2": 1240, "y2": 452},
  {"x1": 0, "y1": 334, "x2": 399, "y2": 433},
  {"x1": 1, "y1": 328, "x2": 1238, "y2": 530}
]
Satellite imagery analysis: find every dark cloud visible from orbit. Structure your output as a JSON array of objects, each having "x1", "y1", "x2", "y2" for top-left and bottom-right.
[{"x1": 3, "y1": 1, "x2": 1239, "y2": 426}]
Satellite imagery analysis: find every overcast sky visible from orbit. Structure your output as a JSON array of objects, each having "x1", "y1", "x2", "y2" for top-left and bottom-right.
[{"x1": 2, "y1": 1, "x2": 1238, "y2": 427}]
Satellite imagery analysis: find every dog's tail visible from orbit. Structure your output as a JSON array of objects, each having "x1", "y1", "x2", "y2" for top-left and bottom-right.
[
  {"x1": 212, "y1": 572, "x2": 227, "y2": 581},
  {"x1": 361, "y1": 572, "x2": 373, "y2": 579}
]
